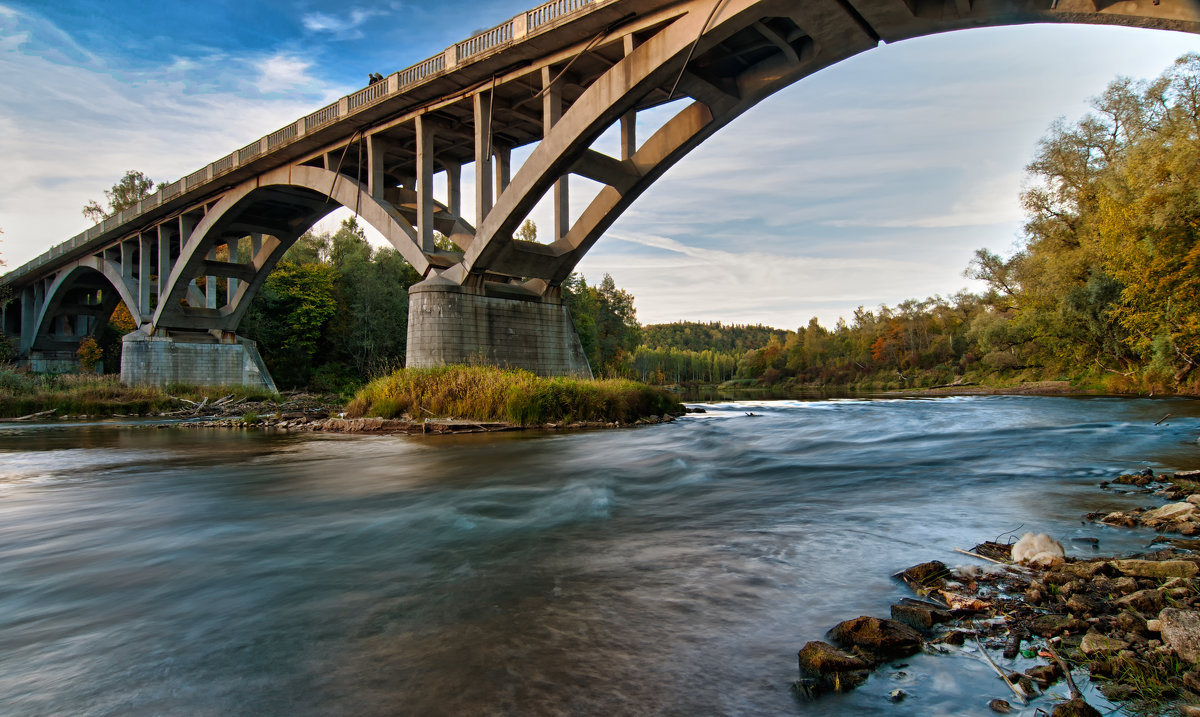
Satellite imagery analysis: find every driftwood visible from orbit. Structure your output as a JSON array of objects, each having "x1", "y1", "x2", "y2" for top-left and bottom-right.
[
  {"x1": 0, "y1": 409, "x2": 57, "y2": 422},
  {"x1": 1042, "y1": 641, "x2": 1082, "y2": 701}
]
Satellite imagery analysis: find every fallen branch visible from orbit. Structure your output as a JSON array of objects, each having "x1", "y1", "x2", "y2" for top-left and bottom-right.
[
  {"x1": 0, "y1": 409, "x2": 57, "y2": 422},
  {"x1": 973, "y1": 631, "x2": 1028, "y2": 705},
  {"x1": 953, "y1": 547, "x2": 1008, "y2": 566},
  {"x1": 1043, "y1": 641, "x2": 1082, "y2": 700},
  {"x1": 1154, "y1": 413, "x2": 1172, "y2": 426}
]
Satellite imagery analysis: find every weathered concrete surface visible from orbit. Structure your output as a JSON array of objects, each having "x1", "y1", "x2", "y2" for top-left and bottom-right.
[
  {"x1": 120, "y1": 331, "x2": 277, "y2": 391},
  {"x1": 406, "y1": 278, "x2": 592, "y2": 378}
]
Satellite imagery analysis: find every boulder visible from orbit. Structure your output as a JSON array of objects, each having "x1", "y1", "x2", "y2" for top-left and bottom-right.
[
  {"x1": 1055, "y1": 561, "x2": 1109, "y2": 580},
  {"x1": 1026, "y1": 664, "x2": 1061, "y2": 688},
  {"x1": 1079, "y1": 629, "x2": 1129, "y2": 655},
  {"x1": 1110, "y1": 559, "x2": 1198, "y2": 580},
  {"x1": 1159, "y1": 608, "x2": 1200, "y2": 663},
  {"x1": 1187, "y1": 494, "x2": 1200, "y2": 506},
  {"x1": 1141, "y1": 502, "x2": 1197, "y2": 523},
  {"x1": 827, "y1": 616, "x2": 923, "y2": 662}
]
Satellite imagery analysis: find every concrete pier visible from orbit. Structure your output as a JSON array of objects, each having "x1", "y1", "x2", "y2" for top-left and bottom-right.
[
  {"x1": 406, "y1": 277, "x2": 592, "y2": 378},
  {"x1": 120, "y1": 330, "x2": 277, "y2": 391}
]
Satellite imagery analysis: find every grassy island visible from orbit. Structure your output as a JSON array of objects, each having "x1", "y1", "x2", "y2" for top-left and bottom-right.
[{"x1": 346, "y1": 365, "x2": 683, "y2": 426}]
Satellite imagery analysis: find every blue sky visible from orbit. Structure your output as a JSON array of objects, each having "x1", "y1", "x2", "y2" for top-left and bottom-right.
[{"x1": 1, "y1": 0, "x2": 1197, "y2": 328}]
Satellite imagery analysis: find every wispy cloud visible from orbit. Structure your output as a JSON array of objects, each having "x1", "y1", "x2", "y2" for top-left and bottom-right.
[{"x1": 302, "y1": 9, "x2": 379, "y2": 38}]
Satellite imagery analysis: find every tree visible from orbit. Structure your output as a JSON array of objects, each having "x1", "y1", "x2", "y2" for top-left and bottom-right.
[{"x1": 82, "y1": 170, "x2": 156, "y2": 223}]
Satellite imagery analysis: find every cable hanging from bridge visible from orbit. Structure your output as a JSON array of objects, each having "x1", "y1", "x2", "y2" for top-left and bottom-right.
[{"x1": 667, "y1": 0, "x2": 730, "y2": 102}]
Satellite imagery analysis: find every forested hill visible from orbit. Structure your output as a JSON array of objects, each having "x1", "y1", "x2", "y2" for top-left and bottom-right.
[{"x1": 642, "y1": 322, "x2": 791, "y2": 353}]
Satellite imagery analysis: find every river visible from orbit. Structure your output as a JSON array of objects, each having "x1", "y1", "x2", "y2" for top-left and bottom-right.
[{"x1": 1, "y1": 395, "x2": 1198, "y2": 716}]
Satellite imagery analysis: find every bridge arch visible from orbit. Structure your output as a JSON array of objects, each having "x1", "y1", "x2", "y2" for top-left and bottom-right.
[
  {"x1": 152, "y1": 164, "x2": 456, "y2": 333},
  {"x1": 30, "y1": 260, "x2": 138, "y2": 353}
]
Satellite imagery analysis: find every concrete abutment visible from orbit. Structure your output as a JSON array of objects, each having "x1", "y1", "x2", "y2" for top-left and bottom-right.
[
  {"x1": 120, "y1": 330, "x2": 278, "y2": 392},
  {"x1": 406, "y1": 278, "x2": 593, "y2": 378}
]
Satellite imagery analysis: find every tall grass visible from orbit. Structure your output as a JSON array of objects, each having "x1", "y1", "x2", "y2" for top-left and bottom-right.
[{"x1": 346, "y1": 365, "x2": 684, "y2": 426}]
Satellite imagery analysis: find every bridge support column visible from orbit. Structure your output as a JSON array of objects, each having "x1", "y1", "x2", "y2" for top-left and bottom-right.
[
  {"x1": 406, "y1": 277, "x2": 591, "y2": 378},
  {"x1": 120, "y1": 330, "x2": 277, "y2": 392}
]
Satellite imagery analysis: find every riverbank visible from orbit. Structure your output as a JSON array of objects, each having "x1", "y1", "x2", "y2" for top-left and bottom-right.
[{"x1": 797, "y1": 468, "x2": 1200, "y2": 715}]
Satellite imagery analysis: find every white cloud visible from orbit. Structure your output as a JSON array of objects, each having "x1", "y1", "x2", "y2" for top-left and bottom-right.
[{"x1": 254, "y1": 52, "x2": 320, "y2": 93}]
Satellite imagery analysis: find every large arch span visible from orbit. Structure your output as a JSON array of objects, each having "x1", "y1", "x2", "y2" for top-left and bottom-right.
[{"x1": 2, "y1": 0, "x2": 1196, "y2": 380}]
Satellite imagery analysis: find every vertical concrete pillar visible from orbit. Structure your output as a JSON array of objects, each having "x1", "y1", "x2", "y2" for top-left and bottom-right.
[
  {"x1": 446, "y1": 162, "x2": 462, "y2": 217},
  {"x1": 474, "y1": 92, "x2": 494, "y2": 231},
  {"x1": 227, "y1": 239, "x2": 240, "y2": 303},
  {"x1": 20, "y1": 286, "x2": 35, "y2": 352},
  {"x1": 138, "y1": 233, "x2": 152, "y2": 320},
  {"x1": 416, "y1": 115, "x2": 436, "y2": 253},
  {"x1": 367, "y1": 134, "x2": 386, "y2": 200},
  {"x1": 495, "y1": 145, "x2": 511, "y2": 195},
  {"x1": 157, "y1": 224, "x2": 172, "y2": 305},
  {"x1": 542, "y1": 67, "x2": 569, "y2": 241},
  {"x1": 205, "y1": 246, "x2": 217, "y2": 310}
]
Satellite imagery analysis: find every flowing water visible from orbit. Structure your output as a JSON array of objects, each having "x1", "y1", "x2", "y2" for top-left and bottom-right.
[{"x1": 2, "y1": 395, "x2": 1199, "y2": 716}]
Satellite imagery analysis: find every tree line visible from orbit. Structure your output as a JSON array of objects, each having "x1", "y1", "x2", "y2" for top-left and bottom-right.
[{"x1": 631, "y1": 55, "x2": 1200, "y2": 393}]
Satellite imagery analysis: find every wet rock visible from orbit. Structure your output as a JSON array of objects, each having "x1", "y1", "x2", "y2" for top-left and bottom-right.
[
  {"x1": 888, "y1": 688, "x2": 906, "y2": 703},
  {"x1": 795, "y1": 641, "x2": 870, "y2": 695},
  {"x1": 1110, "y1": 559, "x2": 1198, "y2": 579},
  {"x1": 1159, "y1": 608, "x2": 1200, "y2": 663},
  {"x1": 891, "y1": 599, "x2": 951, "y2": 631},
  {"x1": 1115, "y1": 589, "x2": 1166, "y2": 615},
  {"x1": 1051, "y1": 697, "x2": 1102, "y2": 717},
  {"x1": 1079, "y1": 629, "x2": 1129, "y2": 656},
  {"x1": 1030, "y1": 614, "x2": 1089, "y2": 638},
  {"x1": 988, "y1": 698, "x2": 1012, "y2": 713},
  {"x1": 827, "y1": 616, "x2": 923, "y2": 663},
  {"x1": 939, "y1": 630, "x2": 969, "y2": 646},
  {"x1": 1114, "y1": 473, "x2": 1154, "y2": 486},
  {"x1": 895, "y1": 560, "x2": 950, "y2": 589},
  {"x1": 1026, "y1": 663, "x2": 1061, "y2": 688}
]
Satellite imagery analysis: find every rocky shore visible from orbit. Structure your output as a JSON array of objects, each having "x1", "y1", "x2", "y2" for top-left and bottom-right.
[{"x1": 795, "y1": 469, "x2": 1200, "y2": 716}]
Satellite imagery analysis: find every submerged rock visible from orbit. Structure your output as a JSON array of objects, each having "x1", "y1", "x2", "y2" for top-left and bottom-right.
[{"x1": 895, "y1": 560, "x2": 950, "y2": 589}]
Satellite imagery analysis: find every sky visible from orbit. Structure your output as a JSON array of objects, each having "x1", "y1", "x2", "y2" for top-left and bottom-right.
[{"x1": 1, "y1": 0, "x2": 1197, "y2": 329}]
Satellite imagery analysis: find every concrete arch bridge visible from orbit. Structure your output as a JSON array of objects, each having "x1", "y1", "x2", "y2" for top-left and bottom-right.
[{"x1": 2, "y1": 0, "x2": 1196, "y2": 388}]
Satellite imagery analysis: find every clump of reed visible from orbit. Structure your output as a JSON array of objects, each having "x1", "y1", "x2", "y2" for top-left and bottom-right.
[{"x1": 346, "y1": 365, "x2": 683, "y2": 426}]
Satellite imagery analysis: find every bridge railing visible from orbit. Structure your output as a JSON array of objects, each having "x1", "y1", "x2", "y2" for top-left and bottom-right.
[
  {"x1": 456, "y1": 21, "x2": 515, "y2": 62},
  {"x1": 267, "y1": 123, "x2": 299, "y2": 149},
  {"x1": 4, "y1": 0, "x2": 612, "y2": 285},
  {"x1": 527, "y1": 0, "x2": 593, "y2": 31},
  {"x1": 348, "y1": 81, "x2": 390, "y2": 111},
  {"x1": 304, "y1": 102, "x2": 340, "y2": 133},
  {"x1": 397, "y1": 54, "x2": 445, "y2": 87}
]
